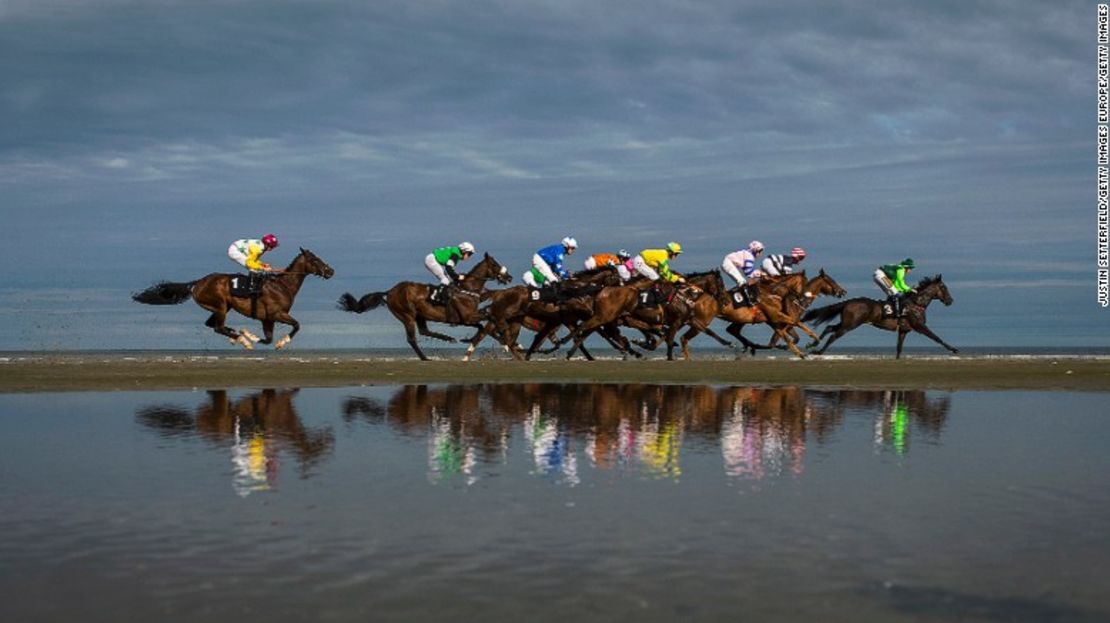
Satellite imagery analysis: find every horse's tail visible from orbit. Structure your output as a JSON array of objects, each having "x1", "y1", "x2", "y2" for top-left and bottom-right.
[
  {"x1": 337, "y1": 291, "x2": 387, "y2": 313},
  {"x1": 802, "y1": 301, "x2": 848, "y2": 326},
  {"x1": 132, "y1": 281, "x2": 195, "y2": 305}
]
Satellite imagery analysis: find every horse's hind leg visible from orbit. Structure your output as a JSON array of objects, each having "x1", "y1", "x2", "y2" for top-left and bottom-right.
[
  {"x1": 268, "y1": 312, "x2": 299, "y2": 349},
  {"x1": 403, "y1": 318, "x2": 430, "y2": 361},
  {"x1": 813, "y1": 324, "x2": 847, "y2": 355},
  {"x1": 204, "y1": 308, "x2": 251, "y2": 349},
  {"x1": 416, "y1": 317, "x2": 457, "y2": 343}
]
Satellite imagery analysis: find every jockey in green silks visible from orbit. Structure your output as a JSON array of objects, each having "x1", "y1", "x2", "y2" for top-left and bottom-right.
[{"x1": 874, "y1": 258, "x2": 915, "y2": 317}]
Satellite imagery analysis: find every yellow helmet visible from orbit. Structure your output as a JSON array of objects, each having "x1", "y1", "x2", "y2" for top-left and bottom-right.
[{"x1": 666, "y1": 242, "x2": 682, "y2": 255}]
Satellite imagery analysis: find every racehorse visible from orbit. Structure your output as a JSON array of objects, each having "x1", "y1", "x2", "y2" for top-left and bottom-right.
[
  {"x1": 336, "y1": 253, "x2": 512, "y2": 360},
  {"x1": 132, "y1": 248, "x2": 335, "y2": 349},
  {"x1": 557, "y1": 275, "x2": 727, "y2": 360},
  {"x1": 462, "y1": 266, "x2": 622, "y2": 361},
  {"x1": 685, "y1": 270, "x2": 812, "y2": 358},
  {"x1": 803, "y1": 275, "x2": 957, "y2": 358}
]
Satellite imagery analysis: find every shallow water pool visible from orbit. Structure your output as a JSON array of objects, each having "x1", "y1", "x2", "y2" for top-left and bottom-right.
[{"x1": 1, "y1": 385, "x2": 1107, "y2": 622}]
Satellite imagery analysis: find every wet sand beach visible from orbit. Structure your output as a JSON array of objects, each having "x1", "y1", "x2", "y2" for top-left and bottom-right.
[{"x1": 2, "y1": 353, "x2": 1109, "y2": 392}]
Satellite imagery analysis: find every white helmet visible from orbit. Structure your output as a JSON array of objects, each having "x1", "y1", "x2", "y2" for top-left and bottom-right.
[
  {"x1": 562, "y1": 236, "x2": 578, "y2": 249},
  {"x1": 749, "y1": 240, "x2": 765, "y2": 253},
  {"x1": 458, "y1": 242, "x2": 475, "y2": 254}
]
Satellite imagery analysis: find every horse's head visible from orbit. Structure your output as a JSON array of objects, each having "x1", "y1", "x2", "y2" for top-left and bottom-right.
[
  {"x1": 298, "y1": 247, "x2": 335, "y2": 279},
  {"x1": 811, "y1": 268, "x2": 846, "y2": 298},
  {"x1": 917, "y1": 275, "x2": 952, "y2": 306},
  {"x1": 471, "y1": 252, "x2": 512, "y2": 284}
]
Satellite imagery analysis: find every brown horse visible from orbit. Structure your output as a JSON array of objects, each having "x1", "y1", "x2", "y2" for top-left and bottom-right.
[
  {"x1": 557, "y1": 276, "x2": 725, "y2": 360},
  {"x1": 713, "y1": 269, "x2": 845, "y2": 358},
  {"x1": 337, "y1": 253, "x2": 512, "y2": 360},
  {"x1": 803, "y1": 275, "x2": 957, "y2": 358},
  {"x1": 132, "y1": 248, "x2": 335, "y2": 349},
  {"x1": 462, "y1": 266, "x2": 622, "y2": 361},
  {"x1": 683, "y1": 270, "x2": 808, "y2": 358}
]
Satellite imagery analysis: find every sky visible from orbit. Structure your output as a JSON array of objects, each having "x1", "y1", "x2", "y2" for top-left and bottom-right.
[{"x1": 0, "y1": 0, "x2": 1102, "y2": 351}]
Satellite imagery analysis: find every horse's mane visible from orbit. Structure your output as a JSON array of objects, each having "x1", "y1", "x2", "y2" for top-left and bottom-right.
[
  {"x1": 684, "y1": 269, "x2": 720, "y2": 279},
  {"x1": 284, "y1": 247, "x2": 315, "y2": 270},
  {"x1": 916, "y1": 274, "x2": 943, "y2": 289}
]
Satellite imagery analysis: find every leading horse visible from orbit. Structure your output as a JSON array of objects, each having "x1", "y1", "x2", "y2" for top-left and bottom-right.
[
  {"x1": 803, "y1": 275, "x2": 957, "y2": 358},
  {"x1": 337, "y1": 253, "x2": 512, "y2": 360},
  {"x1": 132, "y1": 248, "x2": 335, "y2": 349}
]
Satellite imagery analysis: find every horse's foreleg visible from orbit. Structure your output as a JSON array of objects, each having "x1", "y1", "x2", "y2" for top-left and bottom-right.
[
  {"x1": 252, "y1": 320, "x2": 275, "y2": 345},
  {"x1": 909, "y1": 319, "x2": 959, "y2": 355},
  {"x1": 463, "y1": 320, "x2": 498, "y2": 361},
  {"x1": 724, "y1": 322, "x2": 766, "y2": 356},
  {"x1": 896, "y1": 329, "x2": 908, "y2": 359},
  {"x1": 270, "y1": 312, "x2": 299, "y2": 349},
  {"x1": 773, "y1": 324, "x2": 806, "y2": 359}
]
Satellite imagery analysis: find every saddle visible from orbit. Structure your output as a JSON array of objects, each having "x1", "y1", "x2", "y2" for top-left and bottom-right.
[
  {"x1": 528, "y1": 286, "x2": 563, "y2": 304},
  {"x1": 229, "y1": 273, "x2": 269, "y2": 298},
  {"x1": 728, "y1": 285, "x2": 758, "y2": 308},
  {"x1": 429, "y1": 284, "x2": 450, "y2": 306},
  {"x1": 637, "y1": 283, "x2": 675, "y2": 308},
  {"x1": 881, "y1": 296, "x2": 907, "y2": 319}
]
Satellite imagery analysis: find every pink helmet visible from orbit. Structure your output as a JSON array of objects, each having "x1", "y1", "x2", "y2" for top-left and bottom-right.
[
  {"x1": 791, "y1": 247, "x2": 807, "y2": 259},
  {"x1": 261, "y1": 233, "x2": 279, "y2": 249}
]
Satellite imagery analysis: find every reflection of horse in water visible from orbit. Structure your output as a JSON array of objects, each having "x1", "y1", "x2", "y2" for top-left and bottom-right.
[
  {"x1": 137, "y1": 389, "x2": 335, "y2": 491},
  {"x1": 343, "y1": 384, "x2": 947, "y2": 481},
  {"x1": 804, "y1": 389, "x2": 952, "y2": 454}
]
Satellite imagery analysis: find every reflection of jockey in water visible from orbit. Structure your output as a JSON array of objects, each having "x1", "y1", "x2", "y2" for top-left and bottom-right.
[
  {"x1": 232, "y1": 419, "x2": 277, "y2": 496},
  {"x1": 524, "y1": 404, "x2": 579, "y2": 485},
  {"x1": 875, "y1": 391, "x2": 910, "y2": 456},
  {"x1": 720, "y1": 388, "x2": 806, "y2": 480},
  {"x1": 428, "y1": 409, "x2": 477, "y2": 485}
]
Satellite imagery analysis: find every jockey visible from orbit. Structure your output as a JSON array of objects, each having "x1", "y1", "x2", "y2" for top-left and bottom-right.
[
  {"x1": 228, "y1": 234, "x2": 280, "y2": 292},
  {"x1": 634, "y1": 242, "x2": 684, "y2": 283},
  {"x1": 762, "y1": 247, "x2": 806, "y2": 277},
  {"x1": 526, "y1": 237, "x2": 577, "y2": 289},
  {"x1": 583, "y1": 249, "x2": 628, "y2": 271},
  {"x1": 425, "y1": 242, "x2": 475, "y2": 303},
  {"x1": 874, "y1": 258, "x2": 915, "y2": 316},
  {"x1": 583, "y1": 249, "x2": 634, "y2": 281},
  {"x1": 722, "y1": 240, "x2": 764, "y2": 301}
]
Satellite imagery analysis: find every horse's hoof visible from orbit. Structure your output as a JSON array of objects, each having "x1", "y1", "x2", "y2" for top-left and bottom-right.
[
  {"x1": 241, "y1": 329, "x2": 260, "y2": 343},
  {"x1": 237, "y1": 334, "x2": 255, "y2": 350},
  {"x1": 275, "y1": 335, "x2": 291, "y2": 350}
]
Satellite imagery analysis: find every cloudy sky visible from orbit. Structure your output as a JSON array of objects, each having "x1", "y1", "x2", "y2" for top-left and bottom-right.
[{"x1": 0, "y1": 0, "x2": 1100, "y2": 350}]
